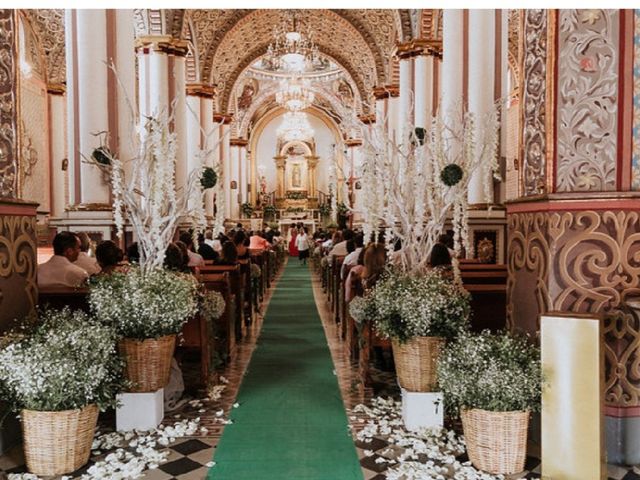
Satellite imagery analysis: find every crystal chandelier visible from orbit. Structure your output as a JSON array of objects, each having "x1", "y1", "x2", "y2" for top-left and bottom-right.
[
  {"x1": 277, "y1": 111, "x2": 314, "y2": 142},
  {"x1": 264, "y1": 11, "x2": 320, "y2": 73},
  {"x1": 275, "y1": 76, "x2": 315, "y2": 112}
]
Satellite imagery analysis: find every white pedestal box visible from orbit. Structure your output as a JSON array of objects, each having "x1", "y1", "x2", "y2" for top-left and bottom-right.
[
  {"x1": 401, "y1": 389, "x2": 444, "y2": 431},
  {"x1": 116, "y1": 388, "x2": 164, "y2": 432}
]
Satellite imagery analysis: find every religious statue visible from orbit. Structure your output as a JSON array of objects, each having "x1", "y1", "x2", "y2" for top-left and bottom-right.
[
  {"x1": 260, "y1": 175, "x2": 267, "y2": 195},
  {"x1": 292, "y1": 164, "x2": 301, "y2": 188}
]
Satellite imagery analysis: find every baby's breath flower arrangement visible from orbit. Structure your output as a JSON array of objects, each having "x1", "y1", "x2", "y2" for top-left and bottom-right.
[
  {"x1": 370, "y1": 269, "x2": 471, "y2": 343},
  {"x1": 89, "y1": 266, "x2": 199, "y2": 339},
  {"x1": 0, "y1": 308, "x2": 126, "y2": 412},
  {"x1": 437, "y1": 330, "x2": 542, "y2": 415},
  {"x1": 200, "y1": 290, "x2": 226, "y2": 322},
  {"x1": 348, "y1": 294, "x2": 377, "y2": 324}
]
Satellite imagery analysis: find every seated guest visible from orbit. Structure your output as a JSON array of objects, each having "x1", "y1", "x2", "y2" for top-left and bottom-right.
[
  {"x1": 174, "y1": 241, "x2": 192, "y2": 271},
  {"x1": 234, "y1": 230, "x2": 250, "y2": 260},
  {"x1": 362, "y1": 243, "x2": 387, "y2": 289},
  {"x1": 328, "y1": 229, "x2": 353, "y2": 260},
  {"x1": 38, "y1": 232, "x2": 89, "y2": 288},
  {"x1": 249, "y1": 231, "x2": 271, "y2": 251},
  {"x1": 164, "y1": 243, "x2": 187, "y2": 272},
  {"x1": 126, "y1": 242, "x2": 140, "y2": 264},
  {"x1": 74, "y1": 232, "x2": 101, "y2": 275},
  {"x1": 215, "y1": 240, "x2": 238, "y2": 266},
  {"x1": 430, "y1": 242, "x2": 453, "y2": 279},
  {"x1": 95, "y1": 240, "x2": 124, "y2": 275},
  {"x1": 179, "y1": 232, "x2": 205, "y2": 267},
  {"x1": 197, "y1": 233, "x2": 218, "y2": 261},
  {"x1": 341, "y1": 234, "x2": 364, "y2": 279},
  {"x1": 345, "y1": 247, "x2": 366, "y2": 304}
]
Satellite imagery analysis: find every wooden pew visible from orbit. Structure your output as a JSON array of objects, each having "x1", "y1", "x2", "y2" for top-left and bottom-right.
[
  {"x1": 332, "y1": 256, "x2": 345, "y2": 327},
  {"x1": 181, "y1": 272, "x2": 235, "y2": 382},
  {"x1": 38, "y1": 286, "x2": 90, "y2": 312},
  {"x1": 460, "y1": 263, "x2": 507, "y2": 331},
  {"x1": 196, "y1": 265, "x2": 246, "y2": 341}
]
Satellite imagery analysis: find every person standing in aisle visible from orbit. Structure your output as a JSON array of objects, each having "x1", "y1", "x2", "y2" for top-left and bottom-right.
[{"x1": 296, "y1": 227, "x2": 310, "y2": 265}]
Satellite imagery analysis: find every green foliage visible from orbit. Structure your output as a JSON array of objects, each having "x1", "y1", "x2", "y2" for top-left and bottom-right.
[
  {"x1": 318, "y1": 203, "x2": 331, "y2": 217},
  {"x1": 370, "y1": 269, "x2": 470, "y2": 342},
  {"x1": 241, "y1": 202, "x2": 254, "y2": 218},
  {"x1": 89, "y1": 266, "x2": 199, "y2": 339},
  {"x1": 0, "y1": 308, "x2": 127, "y2": 412},
  {"x1": 263, "y1": 204, "x2": 277, "y2": 218},
  {"x1": 92, "y1": 146, "x2": 112, "y2": 166},
  {"x1": 285, "y1": 191, "x2": 307, "y2": 200},
  {"x1": 200, "y1": 167, "x2": 217, "y2": 189},
  {"x1": 437, "y1": 330, "x2": 542, "y2": 416},
  {"x1": 440, "y1": 164, "x2": 464, "y2": 187}
]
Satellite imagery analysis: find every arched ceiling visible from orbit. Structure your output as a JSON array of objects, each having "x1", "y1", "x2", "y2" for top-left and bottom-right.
[{"x1": 192, "y1": 9, "x2": 405, "y2": 112}]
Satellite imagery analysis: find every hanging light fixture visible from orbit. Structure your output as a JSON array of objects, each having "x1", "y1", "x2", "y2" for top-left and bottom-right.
[
  {"x1": 275, "y1": 76, "x2": 315, "y2": 112},
  {"x1": 277, "y1": 111, "x2": 314, "y2": 142},
  {"x1": 263, "y1": 11, "x2": 320, "y2": 73}
]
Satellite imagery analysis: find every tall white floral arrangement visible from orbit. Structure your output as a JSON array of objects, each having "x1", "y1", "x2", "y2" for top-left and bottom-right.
[
  {"x1": 342, "y1": 101, "x2": 500, "y2": 277},
  {"x1": 92, "y1": 102, "x2": 226, "y2": 275}
]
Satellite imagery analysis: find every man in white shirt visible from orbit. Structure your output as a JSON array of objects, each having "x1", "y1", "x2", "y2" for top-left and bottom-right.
[
  {"x1": 73, "y1": 232, "x2": 101, "y2": 275},
  {"x1": 328, "y1": 229, "x2": 354, "y2": 261},
  {"x1": 341, "y1": 234, "x2": 364, "y2": 279},
  {"x1": 38, "y1": 232, "x2": 89, "y2": 288}
]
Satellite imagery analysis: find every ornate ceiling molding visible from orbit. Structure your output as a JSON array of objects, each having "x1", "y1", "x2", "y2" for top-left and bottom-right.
[
  {"x1": 205, "y1": 10, "x2": 380, "y2": 113},
  {"x1": 23, "y1": 9, "x2": 65, "y2": 85}
]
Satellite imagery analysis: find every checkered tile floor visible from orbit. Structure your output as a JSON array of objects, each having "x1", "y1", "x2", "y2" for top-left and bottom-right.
[{"x1": 2, "y1": 262, "x2": 640, "y2": 479}]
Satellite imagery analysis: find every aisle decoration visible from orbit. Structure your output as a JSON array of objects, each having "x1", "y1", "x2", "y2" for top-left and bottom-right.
[
  {"x1": 90, "y1": 267, "x2": 199, "y2": 392},
  {"x1": 437, "y1": 331, "x2": 542, "y2": 474},
  {"x1": 367, "y1": 269, "x2": 470, "y2": 392},
  {"x1": 341, "y1": 101, "x2": 501, "y2": 277},
  {"x1": 0, "y1": 308, "x2": 126, "y2": 476}
]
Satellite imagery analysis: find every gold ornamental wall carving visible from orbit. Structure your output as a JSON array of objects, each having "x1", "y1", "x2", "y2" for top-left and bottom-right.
[
  {"x1": 0, "y1": 10, "x2": 17, "y2": 199},
  {"x1": 0, "y1": 214, "x2": 37, "y2": 329},
  {"x1": 508, "y1": 209, "x2": 640, "y2": 408}
]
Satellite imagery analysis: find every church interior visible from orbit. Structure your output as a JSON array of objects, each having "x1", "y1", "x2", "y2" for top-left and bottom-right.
[{"x1": 0, "y1": 7, "x2": 639, "y2": 480}]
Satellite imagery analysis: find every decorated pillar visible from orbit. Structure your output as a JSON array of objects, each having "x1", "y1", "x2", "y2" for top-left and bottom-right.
[
  {"x1": 506, "y1": 9, "x2": 639, "y2": 465},
  {"x1": 214, "y1": 114, "x2": 233, "y2": 220},
  {"x1": 274, "y1": 155, "x2": 287, "y2": 200},
  {"x1": 413, "y1": 40, "x2": 442, "y2": 129},
  {"x1": 305, "y1": 155, "x2": 319, "y2": 198},
  {"x1": 48, "y1": 84, "x2": 67, "y2": 217},
  {"x1": 230, "y1": 138, "x2": 248, "y2": 218}
]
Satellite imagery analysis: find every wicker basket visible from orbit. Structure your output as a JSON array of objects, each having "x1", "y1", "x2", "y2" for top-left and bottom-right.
[
  {"x1": 461, "y1": 408, "x2": 530, "y2": 474},
  {"x1": 119, "y1": 334, "x2": 176, "y2": 392},
  {"x1": 22, "y1": 404, "x2": 98, "y2": 476},
  {"x1": 391, "y1": 336, "x2": 445, "y2": 392}
]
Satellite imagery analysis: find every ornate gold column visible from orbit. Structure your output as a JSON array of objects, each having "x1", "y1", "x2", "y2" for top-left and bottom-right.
[
  {"x1": 305, "y1": 155, "x2": 319, "y2": 199},
  {"x1": 274, "y1": 155, "x2": 287, "y2": 201}
]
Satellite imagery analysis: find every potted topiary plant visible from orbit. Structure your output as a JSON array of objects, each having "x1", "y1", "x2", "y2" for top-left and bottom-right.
[
  {"x1": 437, "y1": 330, "x2": 542, "y2": 474},
  {"x1": 89, "y1": 266, "x2": 199, "y2": 393},
  {"x1": 0, "y1": 308, "x2": 126, "y2": 476},
  {"x1": 241, "y1": 202, "x2": 254, "y2": 218},
  {"x1": 369, "y1": 269, "x2": 470, "y2": 392}
]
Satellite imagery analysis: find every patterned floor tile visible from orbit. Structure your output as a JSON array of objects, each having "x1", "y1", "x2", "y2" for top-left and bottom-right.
[{"x1": 158, "y1": 457, "x2": 203, "y2": 476}]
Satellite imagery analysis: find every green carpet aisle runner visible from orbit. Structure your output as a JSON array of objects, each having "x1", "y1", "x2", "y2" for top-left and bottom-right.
[{"x1": 208, "y1": 261, "x2": 363, "y2": 480}]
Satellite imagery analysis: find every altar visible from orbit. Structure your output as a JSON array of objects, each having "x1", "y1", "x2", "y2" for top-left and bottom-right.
[{"x1": 279, "y1": 219, "x2": 316, "y2": 235}]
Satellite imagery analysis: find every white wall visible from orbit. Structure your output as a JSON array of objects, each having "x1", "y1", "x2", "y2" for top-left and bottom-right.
[{"x1": 254, "y1": 111, "x2": 340, "y2": 197}]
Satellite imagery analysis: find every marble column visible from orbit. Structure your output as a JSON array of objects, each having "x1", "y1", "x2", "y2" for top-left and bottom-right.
[
  {"x1": 441, "y1": 9, "x2": 464, "y2": 117},
  {"x1": 468, "y1": 9, "x2": 496, "y2": 205},
  {"x1": 172, "y1": 51, "x2": 188, "y2": 194},
  {"x1": 397, "y1": 49, "x2": 415, "y2": 145},
  {"x1": 230, "y1": 138, "x2": 248, "y2": 218},
  {"x1": 386, "y1": 85, "x2": 400, "y2": 145},
  {"x1": 214, "y1": 114, "x2": 233, "y2": 219},
  {"x1": 48, "y1": 85, "x2": 67, "y2": 217},
  {"x1": 414, "y1": 48, "x2": 437, "y2": 130},
  {"x1": 186, "y1": 84, "x2": 215, "y2": 214},
  {"x1": 201, "y1": 89, "x2": 217, "y2": 220},
  {"x1": 65, "y1": 9, "x2": 109, "y2": 205}
]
